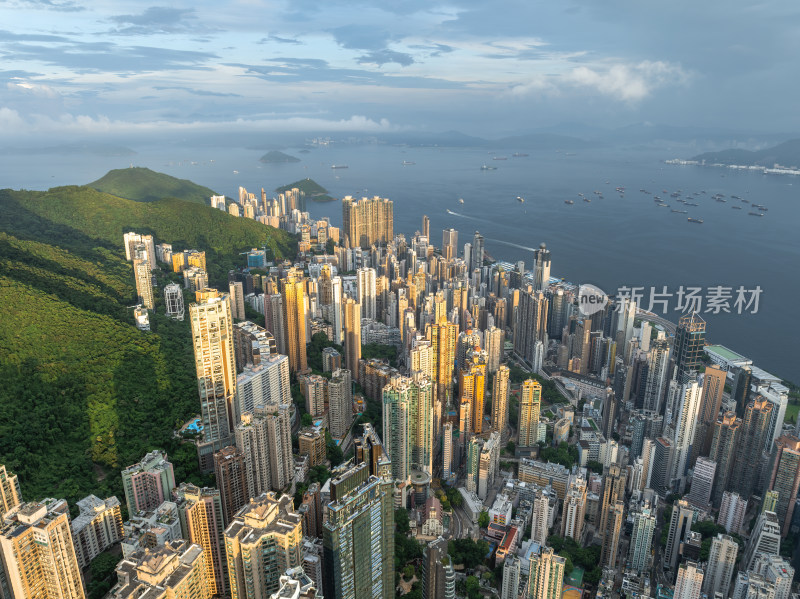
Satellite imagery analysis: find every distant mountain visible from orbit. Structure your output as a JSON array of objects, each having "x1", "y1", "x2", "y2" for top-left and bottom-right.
[
  {"x1": 691, "y1": 139, "x2": 800, "y2": 168},
  {"x1": 90, "y1": 166, "x2": 217, "y2": 205},
  {"x1": 493, "y1": 132, "x2": 597, "y2": 150},
  {"x1": 260, "y1": 150, "x2": 300, "y2": 163},
  {"x1": 276, "y1": 178, "x2": 334, "y2": 202},
  {"x1": 0, "y1": 142, "x2": 136, "y2": 156}
]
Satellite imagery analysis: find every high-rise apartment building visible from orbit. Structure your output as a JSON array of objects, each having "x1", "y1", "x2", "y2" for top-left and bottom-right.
[
  {"x1": 628, "y1": 506, "x2": 656, "y2": 572},
  {"x1": 518, "y1": 379, "x2": 542, "y2": 448},
  {"x1": 190, "y1": 294, "x2": 237, "y2": 466},
  {"x1": 281, "y1": 269, "x2": 308, "y2": 373},
  {"x1": 709, "y1": 411, "x2": 741, "y2": 506},
  {"x1": 665, "y1": 499, "x2": 696, "y2": 571},
  {"x1": 328, "y1": 368, "x2": 354, "y2": 439},
  {"x1": 175, "y1": 483, "x2": 228, "y2": 597},
  {"x1": 422, "y1": 537, "x2": 455, "y2": 599},
  {"x1": 322, "y1": 462, "x2": 394, "y2": 599},
  {"x1": 491, "y1": 365, "x2": 510, "y2": 434},
  {"x1": 71, "y1": 495, "x2": 123, "y2": 569},
  {"x1": 687, "y1": 457, "x2": 716, "y2": 508},
  {"x1": 674, "y1": 561, "x2": 704, "y2": 599},
  {"x1": 730, "y1": 396, "x2": 773, "y2": 500},
  {"x1": 528, "y1": 546, "x2": 565, "y2": 599},
  {"x1": 763, "y1": 435, "x2": 800, "y2": 536},
  {"x1": 514, "y1": 287, "x2": 548, "y2": 369},
  {"x1": 0, "y1": 499, "x2": 85, "y2": 599},
  {"x1": 702, "y1": 534, "x2": 738, "y2": 598},
  {"x1": 426, "y1": 317, "x2": 458, "y2": 405},
  {"x1": 342, "y1": 196, "x2": 393, "y2": 249},
  {"x1": 108, "y1": 539, "x2": 211, "y2": 599},
  {"x1": 532, "y1": 243, "x2": 551, "y2": 291},
  {"x1": 0, "y1": 465, "x2": 21, "y2": 522},
  {"x1": 132, "y1": 246, "x2": 154, "y2": 310},
  {"x1": 123, "y1": 232, "x2": 155, "y2": 264},
  {"x1": 357, "y1": 268, "x2": 377, "y2": 320},
  {"x1": 344, "y1": 298, "x2": 361, "y2": 380},
  {"x1": 530, "y1": 488, "x2": 551, "y2": 546},
  {"x1": 224, "y1": 493, "x2": 304, "y2": 599},
  {"x1": 235, "y1": 353, "x2": 291, "y2": 419},
  {"x1": 234, "y1": 405, "x2": 293, "y2": 496},
  {"x1": 214, "y1": 446, "x2": 249, "y2": 524},
  {"x1": 121, "y1": 450, "x2": 176, "y2": 516},
  {"x1": 561, "y1": 473, "x2": 587, "y2": 542},
  {"x1": 697, "y1": 365, "x2": 726, "y2": 457},
  {"x1": 164, "y1": 282, "x2": 185, "y2": 320},
  {"x1": 459, "y1": 361, "x2": 486, "y2": 435},
  {"x1": 742, "y1": 511, "x2": 781, "y2": 571},
  {"x1": 717, "y1": 491, "x2": 747, "y2": 534}
]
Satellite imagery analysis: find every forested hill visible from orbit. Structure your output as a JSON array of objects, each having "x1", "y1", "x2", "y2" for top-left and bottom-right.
[
  {"x1": 90, "y1": 166, "x2": 218, "y2": 204},
  {"x1": 0, "y1": 184, "x2": 296, "y2": 503}
]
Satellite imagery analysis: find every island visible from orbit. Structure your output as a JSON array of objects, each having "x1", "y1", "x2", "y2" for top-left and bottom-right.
[
  {"x1": 259, "y1": 150, "x2": 301, "y2": 163},
  {"x1": 276, "y1": 178, "x2": 336, "y2": 202}
]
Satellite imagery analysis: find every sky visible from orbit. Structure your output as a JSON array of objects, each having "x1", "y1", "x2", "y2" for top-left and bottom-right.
[{"x1": 1, "y1": 0, "x2": 799, "y2": 141}]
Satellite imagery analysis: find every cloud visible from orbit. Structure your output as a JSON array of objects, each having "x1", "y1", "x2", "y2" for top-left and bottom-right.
[
  {"x1": 108, "y1": 6, "x2": 198, "y2": 35},
  {"x1": 358, "y1": 49, "x2": 415, "y2": 67},
  {"x1": 510, "y1": 60, "x2": 689, "y2": 103},
  {"x1": 0, "y1": 29, "x2": 70, "y2": 42},
  {"x1": 9, "y1": 0, "x2": 84, "y2": 12},
  {"x1": 259, "y1": 34, "x2": 303, "y2": 45},
  {"x1": 153, "y1": 86, "x2": 242, "y2": 97},
  {"x1": 408, "y1": 43, "x2": 454, "y2": 57}
]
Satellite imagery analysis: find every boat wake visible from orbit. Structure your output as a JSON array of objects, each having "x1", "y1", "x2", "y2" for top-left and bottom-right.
[
  {"x1": 484, "y1": 237, "x2": 538, "y2": 252},
  {"x1": 445, "y1": 209, "x2": 482, "y2": 222}
]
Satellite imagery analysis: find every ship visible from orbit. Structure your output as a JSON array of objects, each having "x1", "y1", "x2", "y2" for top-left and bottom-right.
[
  {"x1": 459, "y1": 198, "x2": 464, "y2": 204},
  {"x1": 687, "y1": 217, "x2": 704, "y2": 223},
  {"x1": 685, "y1": 202, "x2": 699, "y2": 207},
  {"x1": 512, "y1": 152, "x2": 529, "y2": 157},
  {"x1": 564, "y1": 200, "x2": 574, "y2": 204},
  {"x1": 331, "y1": 165, "x2": 349, "y2": 169},
  {"x1": 583, "y1": 198, "x2": 592, "y2": 203},
  {"x1": 493, "y1": 156, "x2": 508, "y2": 161},
  {"x1": 732, "y1": 206, "x2": 742, "y2": 210},
  {"x1": 517, "y1": 196, "x2": 525, "y2": 203},
  {"x1": 481, "y1": 164, "x2": 497, "y2": 170},
  {"x1": 402, "y1": 161, "x2": 416, "y2": 165},
  {"x1": 672, "y1": 209, "x2": 688, "y2": 213},
  {"x1": 752, "y1": 204, "x2": 767, "y2": 211},
  {"x1": 748, "y1": 212, "x2": 764, "y2": 217}
]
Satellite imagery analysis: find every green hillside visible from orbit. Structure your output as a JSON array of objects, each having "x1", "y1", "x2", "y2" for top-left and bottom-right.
[
  {"x1": 692, "y1": 139, "x2": 800, "y2": 167},
  {"x1": 0, "y1": 184, "x2": 297, "y2": 502},
  {"x1": 90, "y1": 166, "x2": 218, "y2": 204},
  {"x1": 0, "y1": 186, "x2": 296, "y2": 286},
  {"x1": 276, "y1": 178, "x2": 334, "y2": 202},
  {"x1": 260, "y1": 150, "x2": 300, "y2": 163}
]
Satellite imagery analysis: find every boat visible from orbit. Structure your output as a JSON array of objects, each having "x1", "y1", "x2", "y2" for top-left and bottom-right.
[
  {"x1": 716, "y1": 198, "x2": 727, "y2": 203},
  {"x1": 672, "y1": 209, "x2": 688, "y2": 213},
  {"x1": 656, "y1": 203, "x2": 669, "y2": 207},
  {"x1": 687, "y1": 217, "x2": 704, "y2": 223},
  {"x1": 512, "y1": 152, "x2": 529, "y2": 157},
  {"x1": 402, "y1": 161, "x2": 416, "y2": 165},
  {"x1": 731, "y1": 195, "x2": 742, "y2": 199},
  {"x1": 493, "y1": 157, "x2": 507, "y2": 161},
  {"x1": 685, "y1": 202, "x2": 699, "y2": 207},
  {"x1": 749, "y1": 212, "x2": 763, "y2": 217},
  {"x1": 565, "y1": 200, "x2": 574, "y2": 204},
  {"x1": 458, "y1": 198, "x2": 464, "y2": 204},
  {"x1": 233, "y1": 170, "x2": 239, "y2": 174},
  {"x1": 752, "y1": 204, "x2": 767, "y2": 211},
  {"x1": 481, "y1": 165, "x2": 497, "y2": 170},
  {"x1": 583, "y1": 198, "x2": 592, "y2": 203},
  {"x1": 732, "y1": 206, "x2": 742, "y2": 210},
  {"x1": 331, "y1": 165, "x2": 349, "y2": 169},
  {"x1": 517, "y1": 196, "x2": 525, "y2": 203}
]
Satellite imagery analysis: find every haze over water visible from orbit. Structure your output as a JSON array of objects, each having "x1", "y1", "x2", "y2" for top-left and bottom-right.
[{"x1": 6, "y1": 142, "x2": 798, "y2": 381}]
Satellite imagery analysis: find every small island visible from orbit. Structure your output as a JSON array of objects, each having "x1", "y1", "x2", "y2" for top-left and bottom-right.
[
  {"x1": 260, "y1": 150, "x2": 301, "y2": 164},
  {"x1": 276, "y1": 178, "x2": 336, "y2": 202}
]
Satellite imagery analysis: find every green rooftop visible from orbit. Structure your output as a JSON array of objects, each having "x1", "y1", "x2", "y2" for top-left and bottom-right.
[{"x1": 706, "y1": 345, "x2": 748, "y2": 362}]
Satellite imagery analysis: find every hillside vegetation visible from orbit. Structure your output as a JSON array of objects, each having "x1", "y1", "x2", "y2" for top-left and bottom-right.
[
  {"x1": 692, "y1": 139, "x2": 800, "y2": 167},
  {"x1": 0, "y1": 186, "x2": 296, "y2": 286},
  {"x1": 276, "y1": 178, "x2": 334, "y2": 201},
  {"x1": 0, "y1": 180, "x2": 297, "y2": 502},
  {"x1": 90, "y1": 166, "x2": 218, "y2": 204}
]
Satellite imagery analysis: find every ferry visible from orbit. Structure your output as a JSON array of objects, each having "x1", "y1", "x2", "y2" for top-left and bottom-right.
[{"x1": 687, "y1": 217, "x2": 704, "y2": 223}]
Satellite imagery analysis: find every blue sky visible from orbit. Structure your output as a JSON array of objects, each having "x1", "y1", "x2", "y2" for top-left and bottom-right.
[{"x1": 1, "y1": 0, "x2": 798, "y2": 140}]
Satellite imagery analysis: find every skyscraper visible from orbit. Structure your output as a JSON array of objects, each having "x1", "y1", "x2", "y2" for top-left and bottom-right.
[
  {"x1": 382, "y1": 377, "x2": 411, "y2": 483},
  {"x1": 132, "y1": 247, "x2": 154, "y2": 310},
  {"x1": 687, "y1": 457, "x2": 716, "y2": 508},
  {"x1": 600, "y1": 500, "x2": 624, "y2": 569},
  {"x1": 514, "y1": 287, "x2": 548, "y2": 369},
  {"x1": 459, "y1": 361, "x2": 486, "y2": 435},
  {"x1": 344, "y1": 298, "x2": 362, "y2": 381},
  {"x1": 670, "y1": 381, "x2": 702, "y2": 485},
  {"x1": 224, "y1": 493, "x2": 304, "y2": 599},
  {"x1": 743, "y1": 511, "x2": 781, "y2": 571},
  {"x1": 501, "y1": 554, "x2": 521, "y2": 599},
  {"x1": 0, "y1": 465, "x2": 21, "y2": 522},
  {"x1": 342, "y1": 195, "x2": 393, "y2": 249},
  {"x1": 532, "y1": 243, "x2": 551, "y2": 292},
  {"x1": 0, "y1": 499, "x2": 85, "y2": 599},
  {"x1": 561, "y1": 473, "x2": 587, "y2": 541},
  {"x1": 528, "y1": 546, "x2": 565, "y2": 599},
  {"x1": 491, "y1": 365, "x2": 510, "y2": 434},
  {"x1": 234, "y1": 353, "x2": 291, "y2": 418},
  {"x1": 121, "y1": 450, "x2": 176, "y2": 516},
  {"x1": 164, "y1": 282, "x2": 185, "y2": 320},
  {"x1": 281, "y1": 269, "x2": 308, "y2": 373},
  {"x1": 763, "y1": 435, "x2": 800, "y2": 536},
  {"x1": 471, "y1": 231, "x2": 485, "y2": 273},
  {"x1": 518, "y1": 379, "x2": 542, "y2": 448},
  {"x1": 665, "y1": 499, "x2": 696, "y2": 571},
  {"x1": 264, "y1": 294, "x2": 287, "y2": 356},
  {"x1": 642, "y1": 338, "x2": 670, "y2": 413},
  {"x1": 717, "y1": 491, "x2": 747, "y2": 535},
  {"x1": 442, "y1": 229, "x2": 458, "y2": 262},
  {"x1": 598, "y1": 465, "x2": 627, "y2": 546},
  {"x1": 673, "y1": 312, "x2": 706, "y2": 383},
  {"x1": 190, "y1": 294, "x2": 237, "y2": 466},
  {"x1": 425, "y1": 317, "x2": 457, "y2": 405},
  {"x1": 702, "y1": 534, "x2": 738, "y2": 598},
  {"x1": 322, "y1": 462, "x2": 395, "y2": 599}
]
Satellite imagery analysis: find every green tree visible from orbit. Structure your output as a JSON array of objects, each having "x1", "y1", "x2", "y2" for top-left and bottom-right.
[
  {"x1": 478, "y1": 510, "x2": 490, "y2": 528},
  {"x1": 396, "y1": 508, "x2": 411, "y2": 535}
]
